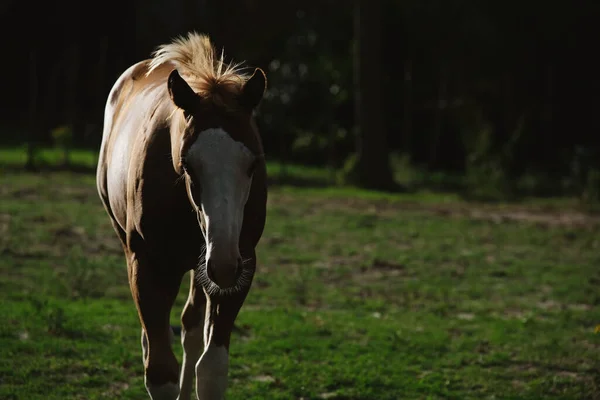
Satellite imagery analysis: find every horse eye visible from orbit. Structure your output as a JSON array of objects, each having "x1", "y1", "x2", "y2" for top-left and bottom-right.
[
  {"x1": 247, "y1": 158, "x2": 259, "y2": 177},
  {"x1": 181, "y1": 159, "x2": 190, "y2": 172},
  {"x1": 182, "y1": 160, "x2": 200, "y2": 183}
]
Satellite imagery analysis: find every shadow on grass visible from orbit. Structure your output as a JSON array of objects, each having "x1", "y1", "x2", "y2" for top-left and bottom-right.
[
  {"x1": 2, "y1": 162, "x2": 596, "y2": 212},
  {"x1": 1, "y1": 163, "x2": 335, "y2": 187},
  {"x1": 266, "y1": 174, "x2": 332, "y2": 188},
  {"x1": 0, "y1": 160, "x2": 340, "y2": 189},
  {"x1": 0, "y1": 164, "x2": 97, "y2": 175}
]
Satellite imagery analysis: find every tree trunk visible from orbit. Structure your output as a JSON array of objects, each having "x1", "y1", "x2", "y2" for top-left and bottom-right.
[
  {"x1": 429, "y1": 64, "x2": 447, "y2": 169},
  {"x1": 328, "y1": 127, "x2": 337, "y2": 184},
  {"x1": 26, "y1": 49, "x2": 38, "y2": 171},
  {"x1": 64, "y1": 42, "x2": 81, "y2": 167},
  {"x1": 351, "y1": 0, "x2": 396, "y2": 191},
  {"x1": 91, "y1": 36, "x2": 109, "y2": 144},
  {"x1": 544, "y1": 64, "x2": 553, "y2": 138},
  {"x1": 402, "y1": 58, "x2": 413, "y2": 155},
  {"x1": 40, "y1": 60, "x2": 62, "y2": 145}
]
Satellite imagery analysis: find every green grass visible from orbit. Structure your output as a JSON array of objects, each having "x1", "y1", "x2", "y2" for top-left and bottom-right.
[
  {"x1": 0, "y1": 146, "x2": 99, "y2": 170},
  {"x1": 1, "y1": 168, "x2": 600, "y2": 399},
  {"x1": 2, "y1": 144, "x2": 595, "y2": 208},
  {"x1": 0, "y1": 145, "x2": 333, "y2": 188}
]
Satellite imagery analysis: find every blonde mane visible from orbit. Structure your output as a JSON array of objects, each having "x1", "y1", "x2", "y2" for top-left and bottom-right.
[{"x1": 147, "y1": 32, "x2": 249, "y2": 108}]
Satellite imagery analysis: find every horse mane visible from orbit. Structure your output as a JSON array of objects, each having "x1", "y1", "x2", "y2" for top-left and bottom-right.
[{"x1": 147, "y1": 32, "x2": 249, "y2": 109}]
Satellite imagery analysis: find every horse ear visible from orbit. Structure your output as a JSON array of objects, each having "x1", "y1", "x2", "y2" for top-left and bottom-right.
[
  {"x1": 168, "y1": 69, "x2": 198, "y2": 111},
  {"x1": 240, "y1": 68, "x2": 267, "y2": 110}
]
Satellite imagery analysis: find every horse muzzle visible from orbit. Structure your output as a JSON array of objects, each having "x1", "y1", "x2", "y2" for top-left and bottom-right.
[{"x1": 206, "y1": 257, "x2": 243, "y2": 289}]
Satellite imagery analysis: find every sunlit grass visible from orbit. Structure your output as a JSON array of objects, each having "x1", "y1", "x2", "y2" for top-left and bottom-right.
[
  {"x1": 1, "y1": 145, "x2": 589, "y2": 213},
  {"x1": 1, "y1": 171, "x2": 599, "y2": 399}
]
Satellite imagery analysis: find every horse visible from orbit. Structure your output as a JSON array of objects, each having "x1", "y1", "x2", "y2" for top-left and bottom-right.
[{"x1": 96, "y1": 32, "x2": 268, "y2": 400}]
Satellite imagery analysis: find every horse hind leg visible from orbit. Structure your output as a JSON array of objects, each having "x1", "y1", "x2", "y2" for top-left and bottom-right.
[
  {"x1": 178, "y1": 271, "x2": 207, "y2": 400},
  {"x1": 127, "y1": 237, "x2": 182, "y2": 400}
]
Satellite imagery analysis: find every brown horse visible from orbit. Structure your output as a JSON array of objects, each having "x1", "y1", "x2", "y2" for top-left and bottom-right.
[{"x1": 96, "y1": 32, "x2": 267, "y2": 400}]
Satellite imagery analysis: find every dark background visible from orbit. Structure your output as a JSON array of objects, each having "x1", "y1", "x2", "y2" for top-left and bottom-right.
[{"x1": 2, "y1": 0, "x2": 599, "y2": 199}]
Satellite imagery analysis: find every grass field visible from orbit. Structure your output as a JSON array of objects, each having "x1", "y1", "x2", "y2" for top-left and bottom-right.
[{"x1": 1, "y1": 165, "x2": 600, "y2": 399}]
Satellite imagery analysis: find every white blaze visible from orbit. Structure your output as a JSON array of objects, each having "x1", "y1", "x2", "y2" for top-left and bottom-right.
[{"x1": 185, "y1": 128, "x2": 254, "y2": 268}]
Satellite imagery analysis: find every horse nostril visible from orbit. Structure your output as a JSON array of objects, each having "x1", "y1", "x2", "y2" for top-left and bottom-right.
[
  {"x1": 205, "y1": 257, "x2": 240, "y2": 288},
  {"x1": 235, "y1": 257, "x2": 243, "y2": 279},
  {"x1": 206, "y1": 259, "x2": 216, "y2": 281}
]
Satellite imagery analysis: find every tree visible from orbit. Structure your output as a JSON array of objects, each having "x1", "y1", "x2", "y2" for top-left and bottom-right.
[{"x1": 348, "y1": 0, "x2": 397, "y2": 191}]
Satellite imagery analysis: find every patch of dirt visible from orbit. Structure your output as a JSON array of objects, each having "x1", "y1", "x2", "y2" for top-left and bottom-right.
[
  {"x1": 278, "y1": 194, "x2": 600, "y2": 228},
  {"x1": 101, "y1": 324, "x2": 122, "y2": 332},
  {"x1": 251, "y1": 375, "x2": 276, "y2": 383},
  {"x1": 102, "y1": 382, "x2": 130, "y2": 397},
  {"x1": 428, "y1": 204, "x2": 598, "y2": 228},
  {"x1": 567, "y1": 303, "x2": 593, "y2": 311},
  {"x1": 354, "y1": 259, "x2": 409, "y2": 282},
  {"x1": 536, "y1": 300, "x2": 593, "y2": 312},
  {"x1": 1, "y1": 247, "x2": 48, "y2": 260},
  {"x1": 263, "y1": 235, "x2": 286, "y2": 246},
  {"x1": 485, "y1": 360, "x2": 597, "y2": 384},
  {"x1": 232, "y1": 323, "x2": 253, "y2": 340},
  {"x1": 577, "y1": 340, "x2": 600, "y2": 351},
  {"x1": 511, "y1": 379, "x2": 526, "y2": 389},
  {"x1": 0, "y1": 213, "x2": 10, "y2": 234},
  {"x1": 45, "y1": 223, "x2": 122, "y2": 256},
  {"x1": 58, "y1": 186, "x2": 98, "y2": 203},
  {"x1": 556, "y1": 371, "x2": 586, "y2": 381},
  {"x1": 318, "y1": 392, "x2": 341, "y2": 399},
  {"x1": 466, "y1": 208, "x2": 599, "y2": 228},
  {"x1": 537, "y1": 300, "x2": 560, "y2": 311},
  {"x1": 4, "y1": 187, "x2": 40, "y2": 201},
  {"x1": 96, "y1": 240, "x2": 124, "y2": 255},
  {"x1": 54, "y1": 226, "x2": 87, "y2": 239},
  {"x1": 501, "y1": 309, "x2": 531, "y2": 321},
  {"x1": 457, "y1": 312, "x2": 476, "y2": 321},
  {"x1": 371, "y1": 259, "x2": 406, "y2": 271}
]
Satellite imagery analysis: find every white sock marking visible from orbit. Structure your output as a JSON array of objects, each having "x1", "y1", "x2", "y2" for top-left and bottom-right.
[
  {"x1": 195, "y1": 345, "x2": 229, "y2": 399},
  {"x1": 179, "y1": 325, "x2": 204, "y2": 400}
]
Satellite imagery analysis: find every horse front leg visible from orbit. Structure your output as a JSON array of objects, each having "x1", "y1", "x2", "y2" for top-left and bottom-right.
[
  {"x1": 127, "y1": 239, "x2": 182, "y2": 400},
  {"x1": 194, "y1": 293, "x2": 245, "y2": 400},
  {"x1": 178, "y1": 270, "x2": 207, "y2": 400},
  {"x1": 195, "y1": 254, "x2": 255, "y2": 400}
]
